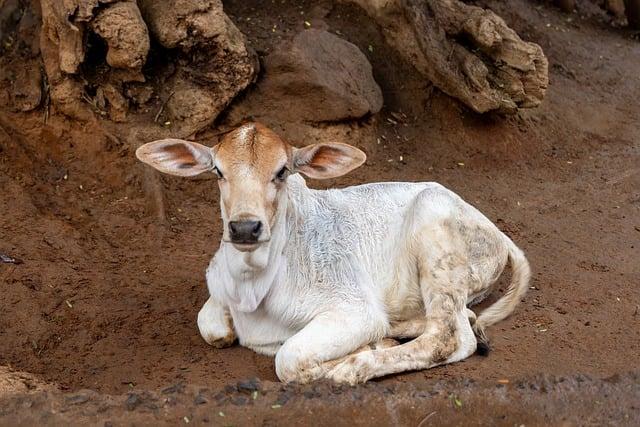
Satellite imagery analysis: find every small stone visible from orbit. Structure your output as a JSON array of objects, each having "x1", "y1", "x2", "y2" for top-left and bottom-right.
[
  {"x1": 66, "y1": 394, "x2": 90, "y2": 405},
  {"x1": 162, "y1": 383, "x2": 184, "y2": 394},
  {"x1": 237, "y1": 378, "x2": 261, "y2": 393},
  {"x1": 231, "y1": 395, "x2": 249, "y2": 406},
  {"x1": 303, "y1": 389, "x2": 322, "y2": 399},
  {"x1": 125, "y1": 393, "x2": 141, "y2": 411},
  {"x1": 275, "y1": 392, "x2": 291, "y2": 406},
  {"x1": 194, "y1": 394, "x2": 208, "y2": 405}
]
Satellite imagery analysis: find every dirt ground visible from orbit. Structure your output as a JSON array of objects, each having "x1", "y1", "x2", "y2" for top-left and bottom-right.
[{"x1": 0, "y1": 0, "x2": 639, "y2": 425}]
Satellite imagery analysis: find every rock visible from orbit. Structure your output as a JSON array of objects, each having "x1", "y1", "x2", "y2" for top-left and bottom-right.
[
  {"x1": 231, "y1": 395, "x2": 249, "y2": 406},
  {"x1": 39, "y1": 0, "x2": 147, "y2": 120},
  {"x1": 165, "y1": 81, "x2": 219, "y2": 134},
  {"x1": 194, "y1": 394, "x2": 208, "y2": 405},
  {"x1": 65, "y1": 394, "x2": 90, "y2": 405},
  {"x1": 256, "y1": 29, "x2": 383, "y2": 122},
  {"x1": 161, "y1": 383, "x2": 185, "y2": 395},
  {"x1": 237, "y1": 378, "x2": 261, "y2": 393},
  {"x1": 9, "y1": 63, "x2": 42, "y2": 112},
  {"x1": 102, "y1": 83, "x2": 129, "y2": 122},
  {"x1": 223, "y1": 385, "x2": 238, "y2": 394},
  {"x1": 140, "y1": 0, "x2": 246, "y2": 52},
  {"x1": 125, "y1": 84, "x2": 154, "y2": 105},
  {"x1": 50, "y1": 78, "x2": 92, "y2": 120},
  {"x1": 92, "y1": 2, "x2": 149, "y2": 70},
  {"x1": 38, "y1": 0, "x2": 256, "y2": 129},
  {"x1": 138, "y1": 0, "x2": 258, "y2": 135},
  {"x1": 303, "y1": 388, "x2": 322, "y2": 399},
  {"x1": 275, "y1": 391, "x2": 292, "y2": 406},
  {"x1": 125, "y1": 393, "x2": 141, "y2": 411}
]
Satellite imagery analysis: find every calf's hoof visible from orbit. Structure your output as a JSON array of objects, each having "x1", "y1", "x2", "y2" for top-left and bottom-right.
[
  {"x1": 197, "y1": 306, "x2": 236, "y2": 348},
  {"x1": 326, "y1": 351, "x2": 376, "y2": 386}
]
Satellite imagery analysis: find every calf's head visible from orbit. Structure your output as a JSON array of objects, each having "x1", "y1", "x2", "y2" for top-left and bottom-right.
[{"x1": 136, "y1": 122, "x2": 366, "y2": 251}]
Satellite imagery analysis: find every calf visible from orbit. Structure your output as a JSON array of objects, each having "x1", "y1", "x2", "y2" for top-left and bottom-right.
[{"x1": 136, "y1": 122, "x2": 530, "y2": 385}]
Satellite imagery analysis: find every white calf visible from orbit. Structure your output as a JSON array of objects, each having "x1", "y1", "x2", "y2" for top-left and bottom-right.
[{"x1": 136, "y1": 122, "x2": 530, "y2": 385}]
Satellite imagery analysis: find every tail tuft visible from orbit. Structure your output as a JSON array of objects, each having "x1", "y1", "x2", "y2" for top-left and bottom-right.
[
  {"x1": 473, "y1": 323, "x2": 491, "y2": 356},
  {"x1": 475, "y1": 341, "x2": 491, "y2": 357}
]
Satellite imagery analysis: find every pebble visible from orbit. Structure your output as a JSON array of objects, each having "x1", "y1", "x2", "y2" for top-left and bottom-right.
[{"x1": 125, "y1": 393, "x2": 141, "y2": 411}]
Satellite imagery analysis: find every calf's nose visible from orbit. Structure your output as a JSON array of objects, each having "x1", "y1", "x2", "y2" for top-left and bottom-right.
[{"x1": 229, "y1": 220, "x2": 263, "y2": 243}]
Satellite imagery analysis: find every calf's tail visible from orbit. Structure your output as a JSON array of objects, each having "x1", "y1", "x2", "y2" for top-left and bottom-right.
[{"x1": 473, "y1": 236, "x2": 531, "y2": 354}]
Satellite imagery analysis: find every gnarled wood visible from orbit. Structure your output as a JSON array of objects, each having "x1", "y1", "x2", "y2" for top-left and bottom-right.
[
  {"x1": 39, "y1": 0, "x2": 149, "y2": 119},
  {"x1": 350, "y1": 0, "x2": 549, "y2": 113},
  {"x1": 38, "y1": 0, "x2": 258, "y2": 132}
]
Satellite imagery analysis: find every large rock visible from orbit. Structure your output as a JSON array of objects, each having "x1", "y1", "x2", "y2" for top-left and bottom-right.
[
  {"x1": 256, "y1": 29, "x2": 383, "y2": 122},
  {"x1": 140, "y1": 0, "x2": 247, "y2": 51},
  {"x1": 92, "y1": 1, "x2": 149, "y2": 71},
  {"x1": 38, "y1": 0, "x2": 257, "y2": 131},
  {"x1": 139, "y1": 0, "x2": 258, "y2": 135},
  {"x1": 39, "y1": 0, "x2": 150, "y2": 120}
]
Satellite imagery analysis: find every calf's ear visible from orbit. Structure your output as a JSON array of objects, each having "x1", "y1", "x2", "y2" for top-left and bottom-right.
[
  {"x1": 136, "y1": 139, "x2": 214, "y2": 177},
  {"x1": 292, "y1": 143, "x2": 366, "y2": 179}
]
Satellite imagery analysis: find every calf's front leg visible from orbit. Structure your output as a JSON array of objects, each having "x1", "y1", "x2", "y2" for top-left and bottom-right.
[
  {"x1": 197, "y1": 296, "x2": 236, "y2": 348},
  {"x1": 275, "y1": 310, "x2": 386, "y2": 384}
]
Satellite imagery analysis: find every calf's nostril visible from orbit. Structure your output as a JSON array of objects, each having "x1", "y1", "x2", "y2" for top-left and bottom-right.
[
  {"x1": 251, "y1": 221, "x2": 262, "y2": 238},
  {"x1": 229, "y1": 222, "x2": 239, "y2": 235}
]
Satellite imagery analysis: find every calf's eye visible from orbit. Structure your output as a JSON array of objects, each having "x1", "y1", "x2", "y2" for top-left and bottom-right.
[
  {"x1": 213, "y1": 166, "x2": 224, "y2": 179},
  {"x1": 274, "y1": 166, "x2": 288, "y2": 182}
]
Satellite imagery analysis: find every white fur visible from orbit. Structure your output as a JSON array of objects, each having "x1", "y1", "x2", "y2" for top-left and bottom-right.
[
  {"x1": 197, "y1": 297, "x2": 231, "y2": 345},
  {"x1": 199, "y1": 174, "x2": 529, "y2": 384}
]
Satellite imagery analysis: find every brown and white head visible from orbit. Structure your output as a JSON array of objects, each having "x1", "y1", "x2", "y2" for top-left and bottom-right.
[{"x1": 136, "y1": 122, "x2": 366, "y2": 252}]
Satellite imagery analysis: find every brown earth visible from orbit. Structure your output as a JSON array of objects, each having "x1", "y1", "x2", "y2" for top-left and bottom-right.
[{"x1": 0, "y1": 0, "x2": 639, "y2": 425}]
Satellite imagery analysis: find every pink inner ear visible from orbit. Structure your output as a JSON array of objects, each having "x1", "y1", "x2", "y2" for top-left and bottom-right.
[
  {"x1": 137, "y1": 139, "x2": 213, "y2": 177},
  {"x1": 163, "y1": 143, "x2": 198, "y2": 165},
  {"x1": 311, "y1": 146, "x2": 345, "y2": 166},
  {"x1": 293, "y1": 142, "x2": 365, "y2": 179}
]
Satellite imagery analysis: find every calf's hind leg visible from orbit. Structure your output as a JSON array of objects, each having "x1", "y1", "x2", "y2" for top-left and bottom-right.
[
  {"x1": 388, "y1": 318, "x2": 428, "y2": 340},
  {"x1": 326, "y1": 243, "x2": 479, "y2": 384},
  {"x1": 326, "y1": 308, "x2": 477, "y2": 385},
  {"x1": 388, "y1": 309, "x2": 477, "y2": 340}
]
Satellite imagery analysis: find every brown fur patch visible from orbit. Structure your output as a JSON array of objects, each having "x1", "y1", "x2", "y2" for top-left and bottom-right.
[
  {"x1": 213, "y1": 122, "x2": 292, "y2": 229},
  {"x1": 215, "y1": 124, "x2": 291, "y2": 181}
]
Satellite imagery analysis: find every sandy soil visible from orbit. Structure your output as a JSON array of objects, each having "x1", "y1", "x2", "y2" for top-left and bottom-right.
[{"x1": 0, "y1": 0, "x2": 639, "y2": 424}]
